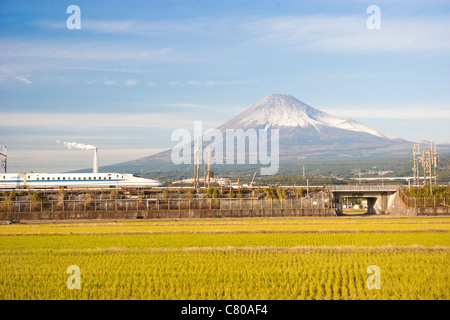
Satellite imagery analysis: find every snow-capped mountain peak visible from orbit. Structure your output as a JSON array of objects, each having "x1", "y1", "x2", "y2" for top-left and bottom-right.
[{"x1": 222, "y1": 93, "x2": 395, "y2": 140}]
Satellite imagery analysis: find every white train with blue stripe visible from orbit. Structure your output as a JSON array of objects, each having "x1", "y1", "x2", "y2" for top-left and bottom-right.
[{"x1": 0, "y1": 172, "x2": 162, "y2": 189}]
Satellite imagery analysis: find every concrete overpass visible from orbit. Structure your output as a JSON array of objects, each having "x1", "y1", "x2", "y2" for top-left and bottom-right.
[{"x1": 329, "y1": 185, "x2": 400, "y2": 215}]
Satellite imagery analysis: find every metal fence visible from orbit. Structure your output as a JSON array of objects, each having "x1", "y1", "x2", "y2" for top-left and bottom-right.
[
  {"x1": 0, "y1": 197, "x2": 336, "y2": 220},
  {"x1": 400, "y1": 196, "x2": 449, "y2": 208}
]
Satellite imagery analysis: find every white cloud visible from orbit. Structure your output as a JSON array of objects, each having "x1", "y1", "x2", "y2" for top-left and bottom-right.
[
  {"x1": 321, "y1": 106, "x2": 450, "y2": 119},
  {"x1": 124, "y1": 79, "x2": 138, "y2": 86},
  {"x1": 168, "y1": 80, "x2": 200, "y2": 86}
]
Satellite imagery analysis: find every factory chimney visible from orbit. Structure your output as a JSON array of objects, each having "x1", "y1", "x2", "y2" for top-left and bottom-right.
[{"x1": 93, "y1": 148, "x2": 99, "y2": 173}]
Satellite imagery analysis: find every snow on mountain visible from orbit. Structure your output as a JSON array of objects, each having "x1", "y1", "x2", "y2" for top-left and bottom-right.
[{"x1": 223, "y1": 93, "x2": 395, "y2": 139}]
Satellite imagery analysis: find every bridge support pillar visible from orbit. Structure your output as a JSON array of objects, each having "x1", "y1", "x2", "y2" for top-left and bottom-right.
[{"x1": 367, "y1": 197, "x2": 377, "y2": 214}]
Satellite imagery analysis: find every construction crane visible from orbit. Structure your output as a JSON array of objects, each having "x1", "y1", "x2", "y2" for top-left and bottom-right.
[
  {"x1": 250, "y1": 171, "x2": 257, "y2": 187},
  {"x1": 243, "y1": 172, "x2": 257, "y2": 188}
]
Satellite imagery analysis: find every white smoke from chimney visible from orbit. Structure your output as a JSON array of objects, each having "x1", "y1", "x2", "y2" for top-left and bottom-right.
[
  {"x1": 59, "y1": 141, "x2": 99, "y2": 173},
  {"x1": 63, "y1": 141, "x2": 96, "y2": 150}
]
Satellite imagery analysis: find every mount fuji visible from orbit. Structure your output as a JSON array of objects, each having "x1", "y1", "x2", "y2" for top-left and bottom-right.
[
  {"x1": 220, "y1": 93, "x2": 394, "y2": 139},
  {"x1": 100, "y1": 93, "x2": 415, "y2": 172},
  {"x1": 214, "y1": 93, "x2": 411, "y2": 160}
]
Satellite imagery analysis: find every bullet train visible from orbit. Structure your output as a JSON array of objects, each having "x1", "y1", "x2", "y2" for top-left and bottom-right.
[{"x1": 0, "y1": 172, "x2": 162, "y2": 189}]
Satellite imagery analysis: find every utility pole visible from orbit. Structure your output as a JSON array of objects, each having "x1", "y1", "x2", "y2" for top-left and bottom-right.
[
  {"x1": 422, "y1": 148, "x2": 427, "y2": 190},
  {"x1": 206, "y1": 149, "x2": 210, "y2": 188},
  {"x1": 416, "y1": 142, "x2": 439, "y2": 194},
  {"x1": 427, "y1": 145, "x2": 433, "y2": 193},
  {"x1": 194, "y1": 140, "x2": 200, "y2": 191},
  {"x1": 413, "y1": 144, "x2": 420, "y2": 186},
  {"x1": 0, "y1": 146, "x2": 6, "y2": 173},
  {"x1": 207, "y1": 150, "x2": 211, "y2": 188},
  {"x1": 432, "y1": 141, "x2": 439, "y2": 187},
  {"x1": 203, "y1": 149, "x2": 208, "y2": 188}
]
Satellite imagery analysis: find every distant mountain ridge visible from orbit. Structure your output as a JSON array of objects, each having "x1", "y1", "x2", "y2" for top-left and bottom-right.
[{"x1": 98, "y1": 93, "x2": 425, "y2": 173}]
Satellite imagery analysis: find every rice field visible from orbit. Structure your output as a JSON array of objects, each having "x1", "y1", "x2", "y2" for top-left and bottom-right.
[{"x1": 0, "y1": 217, "x2": 449, "y2": 300}]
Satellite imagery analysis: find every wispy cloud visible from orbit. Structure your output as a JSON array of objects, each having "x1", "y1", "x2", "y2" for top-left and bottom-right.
[
  {"x1": 0, "y1": 39, "x2": 173, "y2": 61},
  {"x1": 37, "y1": 17, "x2": 235, "y2": 38},
  {"x1": 13, "y1": 75, "x2": 32, "y2": 84},
  {"x1": 0, "y1": 112, "x2": 222, "y2": 130},
  {"x1": 243, "y1": 15, "x2": 450, "y2": 53},
  {"x1": 168, "y1": 79, "x2": 259, "y2": 87},
  {"x1": 163, "y1": 103, "x2": 210, "y2": 109},
  {"x1": 35, "y1": 15, "x2": 450, "y2": 54},
  {"x1": 0, "y1": 68, "x2": 33, "y2": 84},
  {"x1": 321, "y1": 105, "x2": 450, "y2": 119}
]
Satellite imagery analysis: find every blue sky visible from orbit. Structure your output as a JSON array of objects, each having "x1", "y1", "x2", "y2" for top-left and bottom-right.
[{"x1": 1, "y1": 0, "x2": 449, "y2": 172}]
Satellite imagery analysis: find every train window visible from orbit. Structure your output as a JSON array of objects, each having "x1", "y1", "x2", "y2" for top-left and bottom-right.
[
  {"x1": 89, "y1": 177, "x2": 91, "y2": 180},
  {"x1": 109, "y1": 177, "x2": 111, "y2": 179},
  {"x1": 94, "y1": 177, "x2": 96, "y2": 180},
  {"x1": 52, "y1": 177, "x2": 55, "y2": 180},
  {"x1": 63, "y1": 177, "x2": 66, "y2": 180},
  {"x1": 47, "y1": 177, "x2": 50, "y2": 180}
]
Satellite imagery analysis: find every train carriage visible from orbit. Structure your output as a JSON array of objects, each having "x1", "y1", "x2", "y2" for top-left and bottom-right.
[{"x1": 0, "y1": 172, "x2": 162, "y2": 189}]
